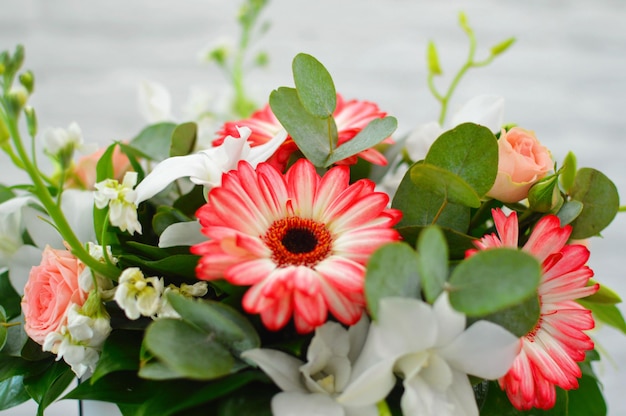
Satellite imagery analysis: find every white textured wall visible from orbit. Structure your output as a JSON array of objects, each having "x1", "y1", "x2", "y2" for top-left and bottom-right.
[{"x1": 1, "y1": 0, "x2": 625, "y2": 414}]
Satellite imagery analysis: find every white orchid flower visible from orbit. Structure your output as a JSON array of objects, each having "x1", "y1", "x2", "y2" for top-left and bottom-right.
[
  {"x1": 340, "y1": 293, "x2": 519, "y2": 416},
  {"x1": 241, "y1": 316, "x2": 380, "y2": 416},
  {"x1": 134, "y1": 126, "x2": 287, "y2": 204}
]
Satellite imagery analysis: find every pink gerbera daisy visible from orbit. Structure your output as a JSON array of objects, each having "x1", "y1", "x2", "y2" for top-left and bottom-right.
[
  {"x1": 467, "y1": 208, "x2": 598, "y2": 410},
  {"x1": 214, "y1": 94, "x2": 392, "y2": 171},
  {"x1": 191, "y1": 158, "x2": 401, "y2": 333}
]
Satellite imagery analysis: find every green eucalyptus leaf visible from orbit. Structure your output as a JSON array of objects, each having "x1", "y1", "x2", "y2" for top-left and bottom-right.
[
  {"x1": 417, "y1": 226, "x2": 449, "y2": 303},
  {"x1": 170, "y1": 122, "x2": 197, "y2": 157},
  {"x1": 130, "y1": 122, "x2": 178, "y2": 162},
  {"x1": 269, "y1": 87, "x2": 336, "y2": 166},
  {"x1": 476, "y1": 295, "x2": 540, "y2": 338},
  {"x1": 397, "y1": 225, "x2": 475, "y2": 260},
  {"x1": 365, "y1": 242, "x2": 421, "y2": 319},
  {"x1": 410, "y1": 163, "x2": 481, "y2": 208},
  {"x1": 292, "y1": 53, "x2": 336, "y2": 117},
  {"x1": 144, "y1": 318, "x2": 234, "y2": 380},
  {"x1": 449, "y1": 248, "x2": 541, "y2": 316},
  {"x1": 578, "y1": 300, "x2": 626, "y2": 334},
  {"x1": 569, "y1": 167, "x2": 619, "y2": 239},
  {"x1": 425, "y1": 123, "x2": 499, "y2": 197},
  {"x1": 138, "y1": 361, "x2": 183, "y2": 380},
  {"x1": 392, "y1": 164, "x2": 470, "y2": 232},
  {"x1": 167, "y1": 293, "x2": 260, "y2": 356},
  {"x1": 91, "y1": 330, "x2": 142, "y2": 383},
  {"x1": 560, "y1": 151, "x2": 577, "y2": 193},
  {"x1": 325, "y1": 116, "x2": 397, "y2": 167},
  {"x1": 556, "y1": 200, "x2": 584, "y2": 226},
  {"x1": 0, "y1": 307, "x2": 7, "y2": 351},
  {"x1": 582, "y1": 280, "x2": 622, "y2": 304}
]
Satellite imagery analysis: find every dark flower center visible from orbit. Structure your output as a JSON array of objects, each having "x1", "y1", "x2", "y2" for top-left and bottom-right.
[{"x1": 263, "y1": 217, "x2": 332, "y2": 267}]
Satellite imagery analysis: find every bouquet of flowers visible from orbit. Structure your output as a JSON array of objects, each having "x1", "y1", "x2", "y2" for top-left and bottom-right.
[{"x1": 0, "y1": 3, "x2": 623, "y2": 415}]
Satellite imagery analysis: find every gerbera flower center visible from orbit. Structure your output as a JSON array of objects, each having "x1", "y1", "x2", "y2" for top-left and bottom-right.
[{"x1": 263, "y1": 217, "x2": 332, "y2": 267}]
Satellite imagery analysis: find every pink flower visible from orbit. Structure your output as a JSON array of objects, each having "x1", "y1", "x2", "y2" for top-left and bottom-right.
[
  {"x1": 67, "y1": 145, "x2": 132, "y2": 190},
  {"x1": 214, "y1": 94, "x2": 391, "y2": 171},
  {"x1": 21, "y1": 246, "x2": 89, "y2": 345},
  {"x1": 467, "y1": 209, "x2": 598, "y2": 410},
  {"x1": 191, "y1": 159, "x2": 401, "y2": 333},
  {"x1": 487, "y1": 127, "x2": 553, "y2": 203}
]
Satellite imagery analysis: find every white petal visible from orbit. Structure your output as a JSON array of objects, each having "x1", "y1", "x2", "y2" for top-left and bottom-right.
[
  {"x1": 240, "y1": 348, "x2": 307, "y2": 393},
  {"x1": 404, "y1": 122, "x2": 443, "y2": 162},
  {"x1": 158, "y1": 221, "x2": 205, "y2": 248},
  {"x1": 432, "y1": 292, "x2": 466, "y2": 347},
  {"x1": 22, "y1": 205, "x2": 63, "y2": 249},
  {"x1": 446, "y1": 370, "x2": 479, "y2": 416},
  {"x1": 61, "y1": 189, "x2": 97, "y2": 243},
  {"x1": 272, "y1": 392, "x2": 344, "y2": 416},
  {"x1": 347, "y1": 314, "x2": 369, "y2": 364},
  {"x1": 344, "y1": 405, "x2": 379, "y2": 416},
  {"x1": 8, "y1": 245, "x2": 42, "y2": 294},
  {"x1": 247, "y1": 128, "x2": 288, "y2": 166},
  {"x1": 437, "y1": 320, "x2": 519, "y2": 379},
  {"x1": 135, "y1": 153, "x2": 209, "y2": 203},
  {"x1": 336, "y1": 357, "x2": 396, "y2": 407},
  {"x1": 450, "y1": 95, "x2": 505, "y2": 133}
]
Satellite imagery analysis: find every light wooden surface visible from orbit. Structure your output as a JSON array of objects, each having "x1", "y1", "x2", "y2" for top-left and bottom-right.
[{"x1": 2, "y1": 0, "x2": 625, "y2": 414}]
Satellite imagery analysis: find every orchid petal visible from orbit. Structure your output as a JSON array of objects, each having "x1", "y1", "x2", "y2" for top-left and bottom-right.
[
  {"x1": 158, "y1": 221, "x2": 205, "y2": 248},
  {"x1": 8, "y1": 245, "x2": 42, "y2": 294},
  {"x1": 240, "y1": 348, "x2": 307, "y2": 393},
  {"x1": 272, "y1": 392, "x2": 343, "y2": 416},
  {"x1": 450, "y1": 95, "x2": 505, "y2": 133},
  {"x1": 138, "y1": 80, "x2": 173, "y2": 123}
]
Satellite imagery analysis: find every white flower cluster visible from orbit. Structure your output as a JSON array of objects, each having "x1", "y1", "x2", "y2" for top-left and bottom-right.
[
  {"x1": 114, "y1": 267, "x2": 208, "y2": 320},
  {"x1": 94, "y1": 171, "x2": 142, "y2": 235},
  {"x1": 43, "y1": 302, "x2": 112, "y2": 378}
]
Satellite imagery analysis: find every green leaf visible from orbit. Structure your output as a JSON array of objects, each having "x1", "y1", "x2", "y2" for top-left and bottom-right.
[
  {"x1": 0, "y1": 270, "x2": 21, "y2": 320},
  {"x1": 449, "y1": 248, "x2": 541, "y2": 316},
  {"x1": 118, "y1": 254, "x2": 199, "y2": 281},
  {"x1": 427, "y1": 41, "x2": 442, "y2": 75},
  {"x1": 569, "y1": 167, "x2": 620, "y2": 239},
  {"x1": 417, "y1": 226, "x2": 449, "y2": 303},
  {"x1": 425, "y1": 123, "x2": 499, "y2": 197},
  {"x1": 480, "y1": 380, "x2": 568, "y2": 415},
  {"x1": 292, "y1": 53, "x2": 336, "y2": 118},
  {"x1": 169, "y1": 122, "x2": 197, "y2": 157},
  {"x1": 392, "y1": 164, "x2": 470, "y2": 233},
  {"x1": 91, "y1": 330, "x2": 143, "y2": 383},
  {"x1": 560, "y1": 151, "x2": 577, "y2": 193},
  {"x1": 23, "y1": 360, "x2": 74, "y2": 416},
  {"x1": 0, "y1": 184, "x2": 15, "y2": 204},
  {"x1": 397, "y1": 225, "x2": 475, "y2": 260},
  {"x1": 568, "y1": 374, "x2": 607, "y2": 416},
  {"x1": 556, "y1": 200, "x2": 584, "y2": 226},
  {"x1": 364, "y1": 242, "x2": 421, "y2": 319},
  {"x1": 269, "y1": 86, "x2": 337, "y2": 166},
  {"x1": 168, "y1": 293, "x2": 260, "y2": 356},
  {"x1": 138, "y1": 360, "x2": 183, "y2": 380},
  {"x1": 410, "y1": 163, "x2": 481, "y2": 208},
  {"x1": 528, "y1": 174, "x2": 563, "y2": 213},
  {"x1": 578, "y1": 300, "x2": 626, "y2": 334},
  {"x1": 0, "y1": 376, "x2": 30, "y2": 410},
  {"x1": 475, "y1": 295, "x2": 540, "y2": 337},
  {"x1": 0, "y1": 308, "x2": 7, "y2": 350},
  {"x1": 95, "y1": 142, "x2": 117, "y2": 183},
  {"x1": 325, "y1": 116, "x2": 397, "y2": 167},
  {"x1": 144, "y1": 318, "x2": 234, "y2": 380},
  {"x1": 582, "y1": 280, "x2": 622, "y2": 304},
  {"x1": 130, "y1": 122, "x2": 178, "y2": 162},
  {"x1": 152, "y1": 205, "x2": 191, "y2": 236},
  {"x1": 216, "y1": 382, "x2": 275, "y2": 416}
]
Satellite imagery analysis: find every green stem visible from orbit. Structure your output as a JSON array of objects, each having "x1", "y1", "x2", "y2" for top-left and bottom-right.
[{"x1": 4, "y1": 110, "x2": 119, "y2": 280}]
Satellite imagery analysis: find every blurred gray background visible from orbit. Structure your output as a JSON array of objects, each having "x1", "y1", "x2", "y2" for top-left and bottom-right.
[{"x1": 1, "y1": 0, "x2": 625, "y2": 414}]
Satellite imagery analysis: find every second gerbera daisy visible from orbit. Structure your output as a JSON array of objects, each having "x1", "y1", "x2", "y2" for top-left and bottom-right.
[
  {"x1": 467, "y1": 208, "x2": 598, "y2": 410},
  {"x1": 191, "y1": 158, "x2": 402, "y2": 333}
]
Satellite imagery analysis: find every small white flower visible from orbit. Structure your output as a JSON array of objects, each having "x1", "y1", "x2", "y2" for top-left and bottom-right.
[
  {"x1": 43, "y1": 303, "x2": 112, "y2": 378},
  {"x1": 42, "y1": 122, "x2": 84, "y2": 156},
  {"x1": 114, "y1": 267, "x2": 164, "y2": 320},
  {"x1": 134, "y1": 126, "x2": 287, "y2": 204},
  {"x1": 94, "y1": 171, "x2": 142, "y2": 234},
  {"x1": 242, "y1": 317, "x2": 380, "y2": 416},
  {"x1": 156, "y1": 281, "x2": 209, "y2": 319},
  {"x1": 341, "y1": 293, "x2": 519, "y2": 416}
]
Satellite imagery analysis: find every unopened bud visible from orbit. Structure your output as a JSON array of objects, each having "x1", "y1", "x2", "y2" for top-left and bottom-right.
[
  {"x1": 11, "y1": 45, "x2": 25, "y2": 72},
  {"x1": 6, "y1": 85, "x2": 29, "y2": 116},
  {"x1": 528, "y1": 175, "x2": 563, "y2": 213},
  {"x1": 19, "y1": 70, "x2": 35, "y2": 94},
  {"x1": 0, "y1": 118, "x2": 9, "y2": 145},
  {"x1": 427, "y1": 41, "x2": 443, "y2": 76},
  {"x1": 24, "y1": 106, "x2": 37, "y2": 138}
]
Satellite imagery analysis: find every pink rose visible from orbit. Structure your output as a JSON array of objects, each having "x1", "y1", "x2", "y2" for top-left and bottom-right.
[
  {"x1": 487, "y1": 127, "x2": 553, "y2": 203},
  {"x1": 67, "y1": 145, "x2": 132, "y2": 190},
  {"x1": 21, "y1": 246, "x2": 88, "y2": 345}
]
